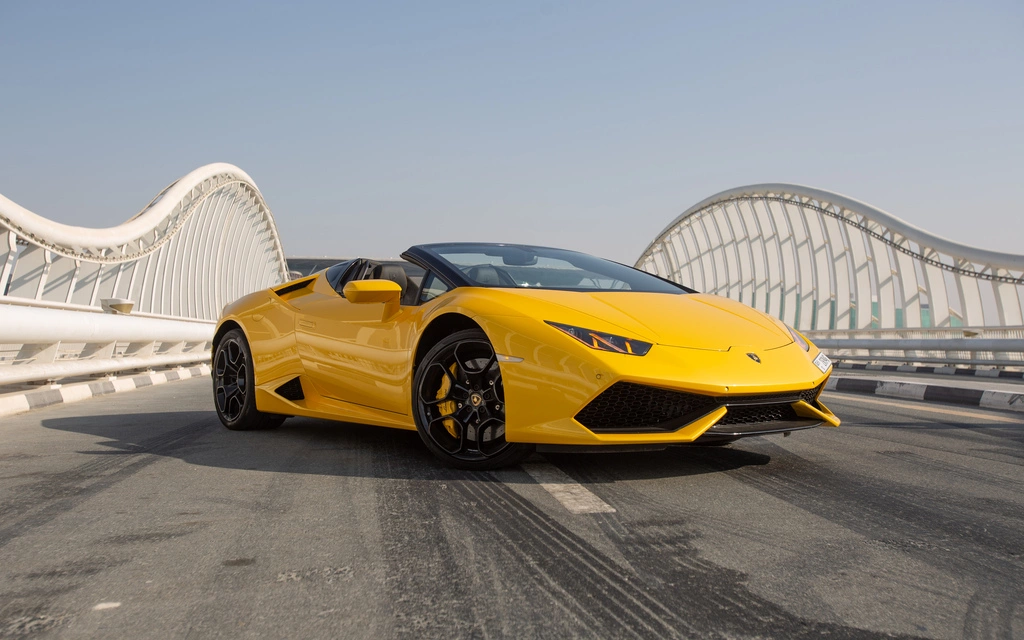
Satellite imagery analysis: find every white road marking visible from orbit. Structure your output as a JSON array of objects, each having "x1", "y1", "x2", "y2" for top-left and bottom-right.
[
  {"x1": 824, "y1": 392, "x2": 1023, "y2": 424},
  {"x1": 92, "y1": 602, "x2": 121, "y2": 611},
  {"x1": 521, "y1": 462, "x2": 616, "y2": 514}
]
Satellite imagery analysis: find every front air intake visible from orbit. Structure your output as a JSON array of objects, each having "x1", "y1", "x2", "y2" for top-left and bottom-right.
[
  {"x1": 574, "y1": 382, "x2": 824, "y2": 434},
  {"x1": 573, "y1": 382, "x2": 720, "y2": 433},
  {"x1": 716, "y1": 403, "x2": 799, "y2": 426}
]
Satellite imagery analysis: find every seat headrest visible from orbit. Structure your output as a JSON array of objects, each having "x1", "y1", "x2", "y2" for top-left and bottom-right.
[
  {"x1": 468, "y1": 265, "x2": 502, "y2": 286},
  {"x1": 372, "y1": 264, "x2": 408, "y2": 292}
]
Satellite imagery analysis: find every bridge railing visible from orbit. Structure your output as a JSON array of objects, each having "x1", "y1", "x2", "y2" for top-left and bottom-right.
[
  {"x1": 0, "y1": 301, "x2": 213, "y2": 386},
  {"x1": 808, "y1": 328, "x2": 1024, "y2": 369},
  {"x1": 0, "y1": 163, "x2": 287, "y2": 387}
]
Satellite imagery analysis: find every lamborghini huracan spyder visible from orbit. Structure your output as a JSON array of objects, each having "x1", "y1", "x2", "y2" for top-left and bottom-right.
[{"x1": 212, "y1": 243, "x2": 839, "y2": 469}]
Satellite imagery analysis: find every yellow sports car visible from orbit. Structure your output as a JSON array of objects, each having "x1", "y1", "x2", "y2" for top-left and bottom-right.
[{"x1": 212, "y1": 243, "x2": 839, "y2": 469}]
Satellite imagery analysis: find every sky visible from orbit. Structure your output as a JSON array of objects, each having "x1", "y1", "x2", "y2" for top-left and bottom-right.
[{"x1": 1, "y1": 1, "x2": 1021, "y2": 264}]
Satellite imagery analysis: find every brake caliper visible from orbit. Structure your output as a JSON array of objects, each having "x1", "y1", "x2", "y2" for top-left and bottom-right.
[{"x1": 437, "y1": 363, "x2": 458, "y2": 438}]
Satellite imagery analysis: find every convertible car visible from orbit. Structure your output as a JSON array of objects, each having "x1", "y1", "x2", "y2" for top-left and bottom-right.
[{"x1": 212, "y1": 243, "x2": 839, "y2": 469}]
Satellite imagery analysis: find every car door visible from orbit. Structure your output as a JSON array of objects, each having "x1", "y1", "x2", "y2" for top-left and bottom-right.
[{"x1": 289, "y1": 269, "x2": 419, "y2": 416}]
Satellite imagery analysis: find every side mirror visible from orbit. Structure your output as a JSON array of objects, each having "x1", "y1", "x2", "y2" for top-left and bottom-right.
[{"x1": 343, "y1": 280, "x2": 402, "y2": 320}]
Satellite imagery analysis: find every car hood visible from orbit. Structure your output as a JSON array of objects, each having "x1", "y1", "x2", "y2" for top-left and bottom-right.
[{"x1": 485, "y1": 290, "x2": 793, "y2": 351}]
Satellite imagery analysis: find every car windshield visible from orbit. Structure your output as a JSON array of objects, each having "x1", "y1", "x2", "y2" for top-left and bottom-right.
[{"x1": 421, "y1": 243, "x2": 688, "y2": 293}]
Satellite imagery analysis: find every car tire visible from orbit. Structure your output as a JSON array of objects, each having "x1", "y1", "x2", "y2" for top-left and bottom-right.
[
  {"x1": 413, "y1": 328, "x2": 532, "y2": 470},
  {"x1": 213, "y1": 329, "x2": 286, "y2": 431}
]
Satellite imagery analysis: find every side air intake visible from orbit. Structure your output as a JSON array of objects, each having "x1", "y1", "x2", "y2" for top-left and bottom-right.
[
  {"x1": 275, "y1": 377, "x2": 305, "y2": 401},
  {"x1": 273, "y1": 277, "x2": 315, "y2": 297}
]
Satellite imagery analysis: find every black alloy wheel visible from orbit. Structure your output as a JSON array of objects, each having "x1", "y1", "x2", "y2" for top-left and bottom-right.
[
  {"x1": 413, "y1": 329, "x2": 532, "y2": 469},
  {"x1": 212, "y1": 328, "x2": 285, "y2": 431}
]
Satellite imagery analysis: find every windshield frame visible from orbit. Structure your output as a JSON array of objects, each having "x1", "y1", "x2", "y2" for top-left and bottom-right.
[{"x1": 402, "y1": 243, "x2": 695, "y2": 294}]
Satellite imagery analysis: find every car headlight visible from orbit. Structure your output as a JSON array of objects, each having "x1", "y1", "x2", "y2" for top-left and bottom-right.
[
  {"x1": 546, "y1": 321, "x2": 652, "y2": 356},
  {"x1": 787, "y1": 325, "x2": 810, "y2": 351}
]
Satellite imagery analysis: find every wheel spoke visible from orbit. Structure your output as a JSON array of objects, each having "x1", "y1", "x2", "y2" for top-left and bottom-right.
[
  {"x1": 227, "y1": 393, "x2": 243, "y2": 419},
  {"x1": 478, "y1": 355, "x2": 497, "y2": 376},
  {"x1": 426, "y1": 415, "x2": 464, "y2": 454},
  {"x1": 450, "y1": 357, "x2": 472, "y2": 386},
  {"x1": 216, "y1": 381, "x2": 242, "y2": 419},
  {"x1": 419, "y1": 363, "x2": 452, "y2": 403},
  {"x1": 228, "y1": 342, "x2": 244, "y2": 368},
  {"x1": 416, "y1": 337, "x2": 510, "y2": 462},
  {"x1": 215, "y1": 352, "x2": 228, "y2": 378},
  {"x1": 477, "y1": 418, "x2": 507, "y2": 456}
]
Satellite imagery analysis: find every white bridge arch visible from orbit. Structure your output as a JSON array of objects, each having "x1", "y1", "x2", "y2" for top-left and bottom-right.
[
  {"x1": 0, "y1": 163, "x2": 289, "y2": 385},
  {"x1": 1, "y1": 163, "x2": 288, "y2": 320},
  {"x1": 637, "y1": 185, "x2": 1024, "y2": 367}
]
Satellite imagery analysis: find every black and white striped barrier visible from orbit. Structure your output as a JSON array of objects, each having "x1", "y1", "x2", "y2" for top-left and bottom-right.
[
  {"x1": 826, "y1": 374, "x2": 1024, "y2": 414},
  {"x1": 833, "y1": 362, "x2": 1023, "y2": 379},
  {"x1": 0, "y1": 364, "x2": 210, "y2": 418}
]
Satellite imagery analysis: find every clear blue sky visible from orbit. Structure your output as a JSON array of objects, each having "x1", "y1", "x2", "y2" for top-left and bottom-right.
[{"x1": 1, "y1": 1, "x2": 1021, "y2": 263}]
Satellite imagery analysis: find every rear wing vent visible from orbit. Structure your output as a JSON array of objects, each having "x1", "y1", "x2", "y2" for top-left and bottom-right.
[{"x1": 273, "y1": 276, "x2": 316, "y2": 297}]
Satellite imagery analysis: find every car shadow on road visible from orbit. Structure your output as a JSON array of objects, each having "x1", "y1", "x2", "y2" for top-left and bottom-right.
[{"x1": 40, "y1": 411, "x2": 773, "y2": 482}]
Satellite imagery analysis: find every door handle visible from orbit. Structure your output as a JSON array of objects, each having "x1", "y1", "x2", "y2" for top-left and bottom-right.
[{"x1": 299, "y1": 319, "x2": 316, "y2": 329}]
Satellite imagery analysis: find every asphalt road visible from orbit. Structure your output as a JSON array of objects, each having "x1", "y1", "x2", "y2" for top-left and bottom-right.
[{"x1": 1, "y1": 378, "x2": 1021, "y2": 639}]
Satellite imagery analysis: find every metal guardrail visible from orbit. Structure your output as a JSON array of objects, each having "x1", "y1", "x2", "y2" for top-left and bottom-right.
[
  {"x1": 810, "y1": 331, "x2": 1024, "y2": 369},
  {"x1": 0, "y1": 302, "x2": 212, "y2": 386},
  {"x1": 4, "y1": 301, "x2": 1020, "y2": 386}
]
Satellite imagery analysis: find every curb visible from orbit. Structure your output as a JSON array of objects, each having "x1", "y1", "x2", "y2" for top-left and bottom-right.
[
  {"x1": 826, "y1": 374, "x2": 1024, "y2": 414},
  {"x1": 833, "y1": 362, "x2": 1023, "y2": 379},
  {"x1": 0, "y1": 364, "x2": 211, "y2": 418}
]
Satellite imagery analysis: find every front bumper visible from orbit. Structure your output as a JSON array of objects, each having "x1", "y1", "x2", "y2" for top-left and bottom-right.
[{"x1": 477, "y1": 315, "x2": 839, "y2": 446}]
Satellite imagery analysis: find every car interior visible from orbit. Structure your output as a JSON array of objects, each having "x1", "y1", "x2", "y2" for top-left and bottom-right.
[{"x1": 325, "y1": 259, "x2": 427, "y2": 306}]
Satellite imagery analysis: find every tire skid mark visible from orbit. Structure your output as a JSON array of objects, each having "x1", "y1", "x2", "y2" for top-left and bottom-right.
[
  {"x1": 718, "y1": 443, "x2": 1023, "y2": 639},
  {"x1": 178, "y1": 443, "x2": 310, "y2": 638},
  {"x1": 465, "y1": 479, "x2": 685, "y2": 636},
  {"x1": 821, "y1": 425, "x2": 1024, "y2": 468},
  {"x1": 875, "y1": 449, "x2": 1024, "y2": 492},
  {"x1": 962, "y1": 585, "x2": 1019, "y2": 640},
  {"x1": 374, "y1": 450, "x2": 487, "y2": 638},
  {"x1": 457, "y1": 477, "x2": 692, "y2": 639},
  {"x1": 0, "y1": 414, "x2": 218, "y2": 550},
  {"x1": 0, "y1": 415, "x2": 218, "y2": 635},
  {"x1": 725, "y1": 443, "x2": 1024, "y2": 564},
  {"x1": 458, "y1": 473, "x2": 898, "y2": 639},
  {"x1": 822, "y1": 397, "x2": 1024, "y2": 445},
  {"x1": 547, "y1": 457, "x2": 927, "y2": 639}
]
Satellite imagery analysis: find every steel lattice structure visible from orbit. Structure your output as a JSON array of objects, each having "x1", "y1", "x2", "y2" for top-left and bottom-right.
[
  {"x1": 1, "y1": 163, "x2": 289, "y2": 321},
  {"x1": 636, "y1": 184, "x2": 1024, "y2": 334},
  {"x1": 0, "y1": 163, "x2": 289, "y2": 385}
]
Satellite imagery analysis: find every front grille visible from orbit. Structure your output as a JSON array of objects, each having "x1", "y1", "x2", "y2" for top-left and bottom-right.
[
  {"x1": 575, "y1": 381, "x2": 823, "y2": 434},
  {"x1": 720, "y1": 384, "x2": 823, "y2": 406},
  {"x1": 573, "y1": 382, "x2": 720, "y2": 433},
  {"x1": 800, "y1": 384, "x2": 823, "y2": 403},
  {"x1": 717, "y1": 403, "x2": 799, "y2": 426}
]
